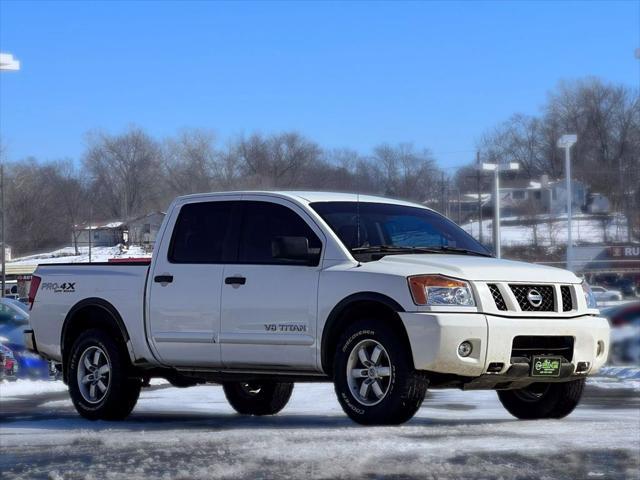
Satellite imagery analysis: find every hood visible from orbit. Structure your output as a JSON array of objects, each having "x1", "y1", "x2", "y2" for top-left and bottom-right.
[{"x1": 369, "y1": 254, "x2": 580, "y2": 283}]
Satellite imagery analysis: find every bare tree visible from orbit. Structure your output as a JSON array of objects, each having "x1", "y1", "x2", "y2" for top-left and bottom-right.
[
  {"x1": 372, "y1": 143, "x2": 441, "y2": 202},
  {"x1": 163, "y1": 129, "x2": 217, "y2": 198},
  {"x1": 83, "y1": 127, "x2": 164, "y2": 220},
  {"x1": 235, "y1": 132, "x2": 322, "y2": 188}
]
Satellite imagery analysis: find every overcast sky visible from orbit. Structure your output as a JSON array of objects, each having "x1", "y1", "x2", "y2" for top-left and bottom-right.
[{"x1": 0, "y1": 1, "x2": 637, "y2": 169}]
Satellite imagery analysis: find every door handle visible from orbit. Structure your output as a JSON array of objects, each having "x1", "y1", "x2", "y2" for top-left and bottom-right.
[
  {"x1": 225, "y1": 276, "x2": 246, "y2": 286},
  {"x1": 154, "y1": 275, "x2": 174, "y2": 284}
]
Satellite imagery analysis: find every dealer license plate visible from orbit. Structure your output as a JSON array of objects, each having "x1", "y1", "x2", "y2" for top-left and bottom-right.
[{"x1": 531, "y1": 356, "x2": 562, "y2": 377}]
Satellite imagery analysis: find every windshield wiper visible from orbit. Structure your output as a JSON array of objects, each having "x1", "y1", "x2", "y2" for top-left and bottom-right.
[
  {"x1": 351, "y1": 245, "x2": 430, "y2": 254},
  {"x1": 418, "y1": 245, "x2": 493, "y2": 257},
  {"x1": 351, "y1": 245, "x2": 492, "y2": 257}
]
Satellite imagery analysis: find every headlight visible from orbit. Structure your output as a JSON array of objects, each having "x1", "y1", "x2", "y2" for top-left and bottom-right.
[
  {"x1": 582, "y1": 280, "x2": 597, "y2": 308},
  {"x1": 408, "y1": 275, "x2": 475, "y2": 306}
]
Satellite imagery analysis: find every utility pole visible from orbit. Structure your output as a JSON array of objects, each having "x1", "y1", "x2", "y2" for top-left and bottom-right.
[
  {"x1": 492, "y1": 166, "x2": 501, "y2": 258},
  {"x1": 1, "y1": 52, "x2": 21, "y2": 298},
  {"x1": 558, "y1": 134, "x2": 577, "y2": 270},
  {"x1": 476, "y1": 151, "x2": 483, "y2": 244},
  {"x1": 440, "y1": 171, "x2": 446, "y2": 215},
  {"x1": 1, "y1": 164, "x2": 5, "y2": 298},
  {"x1": 88, "y1": 204, "x2": 93, "y2": 264},
  {"x1": 482, "y1": 161, "x2": 520, "y2": 258}
]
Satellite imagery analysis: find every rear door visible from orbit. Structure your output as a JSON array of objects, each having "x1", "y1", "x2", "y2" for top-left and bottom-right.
[
  {"x1": 148, "y1": 197, "x2": 241, "y2": 367},
  {"x1": 220, "y1": 198, "x2": 324, "y2": 370}
]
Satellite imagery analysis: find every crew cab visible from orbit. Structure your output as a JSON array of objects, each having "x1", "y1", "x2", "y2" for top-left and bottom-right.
[{"x1": 25, "y1": 191, "x2": 610, "y2": 424}]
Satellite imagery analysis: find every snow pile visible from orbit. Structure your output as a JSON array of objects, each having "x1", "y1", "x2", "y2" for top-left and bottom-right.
[
  {"x1": 9, "y1": 245, "x2": 151, "y2": 265},
  {"x1": 598, "y1": 366, "x2": 640, "y2": 380},
  {"x1": 0, "y1": 379, "x2": 67, "y2": 399},
  {"x1": 462, "y1": 213, "x2": 629, "y2": 247},
  {"x1": 587, "y1": 366, "x2": 640, "y2": 392}
]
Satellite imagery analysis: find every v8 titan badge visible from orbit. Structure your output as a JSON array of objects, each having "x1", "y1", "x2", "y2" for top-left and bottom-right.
[{"x1": 531, "y1": 356, "x2": 562, "y2": 377}]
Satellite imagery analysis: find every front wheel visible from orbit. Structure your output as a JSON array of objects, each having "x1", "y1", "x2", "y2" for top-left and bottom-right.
[
  {"x1": 223, "y1": 381, "x2": 294, "y2": 415},
  {"x1": 68, "y1": 329, "x2": 141, "y2": 420},
  {"x1": 333, "y1": 318, "x2": 428, "y2": 425},
  {"x1": 497, "y1": 379, "x2": 585, "y2": 419}
]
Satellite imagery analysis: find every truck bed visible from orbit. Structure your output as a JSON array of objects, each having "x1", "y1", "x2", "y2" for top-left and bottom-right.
[{"x1": 29, "y1": 262, "x2": 152, "y2": 363}]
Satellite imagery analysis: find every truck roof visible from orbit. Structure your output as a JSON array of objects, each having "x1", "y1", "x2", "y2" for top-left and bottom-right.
[{"x1": 175, "y1": 190, "x2": 429, "y2": 209}]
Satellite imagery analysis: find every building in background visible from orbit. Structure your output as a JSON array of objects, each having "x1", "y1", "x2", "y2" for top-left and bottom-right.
[
  {"x1": 126, "y1": 212, "x2": 165, "y2": 246},
  {"x1": 74, "y1": 222, "x2": 125, "y2": 247},
  {"x1": 491, "y1": 176, "x2": 587, "y2": 217}
]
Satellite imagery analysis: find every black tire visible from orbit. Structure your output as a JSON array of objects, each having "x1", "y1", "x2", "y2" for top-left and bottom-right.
[
  {"x1": 333, "y1": 318, "x2": 428, "y2": 425},
  {"x1": 223, "y1": 381, "x2": 294, "y2": 415},
  {"x1": 67, "y1": 329, "x2": 141, "y2": 421},
  {"x1": 497, "y1": 378, "x2": 585, "y2": 420}
]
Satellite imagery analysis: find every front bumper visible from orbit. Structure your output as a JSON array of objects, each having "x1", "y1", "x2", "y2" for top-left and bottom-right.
[{"x1": 399, "y1": 312, "x2": 610, "y2": 381}]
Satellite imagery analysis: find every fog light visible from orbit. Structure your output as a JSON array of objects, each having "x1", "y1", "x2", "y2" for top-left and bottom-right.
[
  {"x1": 458, "y1": 341, "x2": 473, "y2": 358},
  {"x1": 576, "y1": 361, "x2": 590, "y2": 373}
]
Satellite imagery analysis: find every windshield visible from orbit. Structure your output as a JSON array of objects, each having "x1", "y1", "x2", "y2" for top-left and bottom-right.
[{"x1": 310, "y1": 201, "x2": 491, "y2": 259}]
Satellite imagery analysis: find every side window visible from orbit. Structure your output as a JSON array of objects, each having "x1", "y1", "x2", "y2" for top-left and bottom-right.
[
  {"x1": 169, "y1": 202, "x2": 237, "y2": 263},
  {"x1": 239, "y1": 202, "x2": 322, "y2": 265}
]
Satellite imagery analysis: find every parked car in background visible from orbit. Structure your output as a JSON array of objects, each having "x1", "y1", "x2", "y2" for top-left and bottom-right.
[
  {"x1": 591, "y1": 286, "x2": 623, "y2": 302},
  {"x1": 0, "y1": 299, "x2": 51, "y2": 379},
  {"x1": 612, "y1": 278, "x2": 638, "y2": 298},
  {"x1": 0, "y1": 342, "x2": 19, "y2": 380},
  {"x1": 2, "y1": 297, "x2": 30, "y2": 317},
  {"x1": 601, "y1": 302, "x2": 640, "y2": 365}
]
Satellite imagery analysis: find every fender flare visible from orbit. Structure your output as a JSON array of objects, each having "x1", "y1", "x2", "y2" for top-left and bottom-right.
[
  {"x1": 320, "y1": 292, "x2": 405, "y2": 374},
  {"x1": 61, "y1": 297, "x2": 131, "y2": 359}
]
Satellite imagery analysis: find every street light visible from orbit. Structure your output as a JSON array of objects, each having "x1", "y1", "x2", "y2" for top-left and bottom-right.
[
  {"x1": 1, "y1": 52, "x2": 20, "y2": 298},
  {"x1": 557, "y1": 134, "x2": 578, "y2": 271},
  {"x1": 482, "y1": 161, "x2": 520, "y2": 258}
]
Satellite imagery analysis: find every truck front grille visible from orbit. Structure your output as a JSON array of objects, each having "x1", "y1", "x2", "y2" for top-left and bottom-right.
[
  {"x1": 511, "y1": 335, "x2": 574, "y2": 362},
  {"x1": 509, "y1": 284, "x2": 555, "y2": 312},
  {"x1": 561, "y1": 286, "x2": 573, "y2": 311},
  {"x1": 488, "y1": 284, "x2": 507, "y2": 311}
]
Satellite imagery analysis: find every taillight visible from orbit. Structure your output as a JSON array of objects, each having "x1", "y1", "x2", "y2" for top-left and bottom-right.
[{"x1": 28, "y1": 275, "x2": 41, "y2": 310}]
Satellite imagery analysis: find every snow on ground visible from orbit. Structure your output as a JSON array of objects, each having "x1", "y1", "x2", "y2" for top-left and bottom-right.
[
  {"x1": 462, "y1": 213, "x2": 629, "y2": 247},
  {"x1": 0, "y1": 379, "x2": 68, "y2": 400},
  {"x1": 9, "y1": 245, "x2": 151, "y2": 265},
  {"x1": 1, "y1": 372, "x2": 639, "y2": 480}
]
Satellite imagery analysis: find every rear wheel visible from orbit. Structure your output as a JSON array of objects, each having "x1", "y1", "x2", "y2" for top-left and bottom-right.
[
  {"x1": 497, "y1": 379, "x2": 585, "y2": 419},
  {"x1": 223, "y1": 381, "x2": 294, "y2": 415},
  {"x1": 333, "y1": 318, "x2": 427, "y2": 425},
  {"x1": 68, "y1": 329, "x2": 141, "y2": 420}
]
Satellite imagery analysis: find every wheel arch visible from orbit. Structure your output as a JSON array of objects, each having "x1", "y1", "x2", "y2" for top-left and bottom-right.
[
  {"x1": 320, "y1": 292, "x2": 410, "y2": 376},
  {"x1": 61, "y1": 298, "x2": 132, "y2": 382}
]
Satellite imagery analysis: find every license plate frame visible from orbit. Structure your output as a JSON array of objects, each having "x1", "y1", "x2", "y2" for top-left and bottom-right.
[{"x1": 531, "y1": 356, "x2": 562, "y2": 377}]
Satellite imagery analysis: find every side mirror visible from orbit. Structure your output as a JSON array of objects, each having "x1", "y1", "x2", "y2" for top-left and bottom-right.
[{"x1": 271, "y1": 236, "x2": 318, "y2": 265}]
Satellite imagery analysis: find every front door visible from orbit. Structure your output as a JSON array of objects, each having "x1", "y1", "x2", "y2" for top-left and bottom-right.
[
  {"x1": 148, "y1": 198, "x2": 241, "y2": 367},
  {"x1": 220, "y1": 198, "x2": 324, "y2": 370}
]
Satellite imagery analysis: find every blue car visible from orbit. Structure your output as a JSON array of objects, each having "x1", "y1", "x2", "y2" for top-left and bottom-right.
[{"x1": 0, "y1": 299, "x2": 51, "y2": 380}]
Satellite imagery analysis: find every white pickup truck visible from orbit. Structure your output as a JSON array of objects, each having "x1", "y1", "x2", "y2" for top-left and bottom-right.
[{"x1": 25, "y1": 191, "x2": 609, "y2": 425}]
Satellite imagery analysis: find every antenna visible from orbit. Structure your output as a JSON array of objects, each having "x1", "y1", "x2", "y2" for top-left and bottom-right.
[{"x1": 356, "y1": 192, "x2": 361, "y2": 248}]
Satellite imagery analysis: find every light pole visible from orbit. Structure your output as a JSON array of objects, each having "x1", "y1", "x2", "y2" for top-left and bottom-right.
[
  {"x1": 482, "y1": 161, "x2": 519, "y2": 258},
  {"x1": 557, "y1": 134, "x2": 578, "y2": 271},
  {"x1": 0, "y1": 52, "x2": 21, "y2": 297}
]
